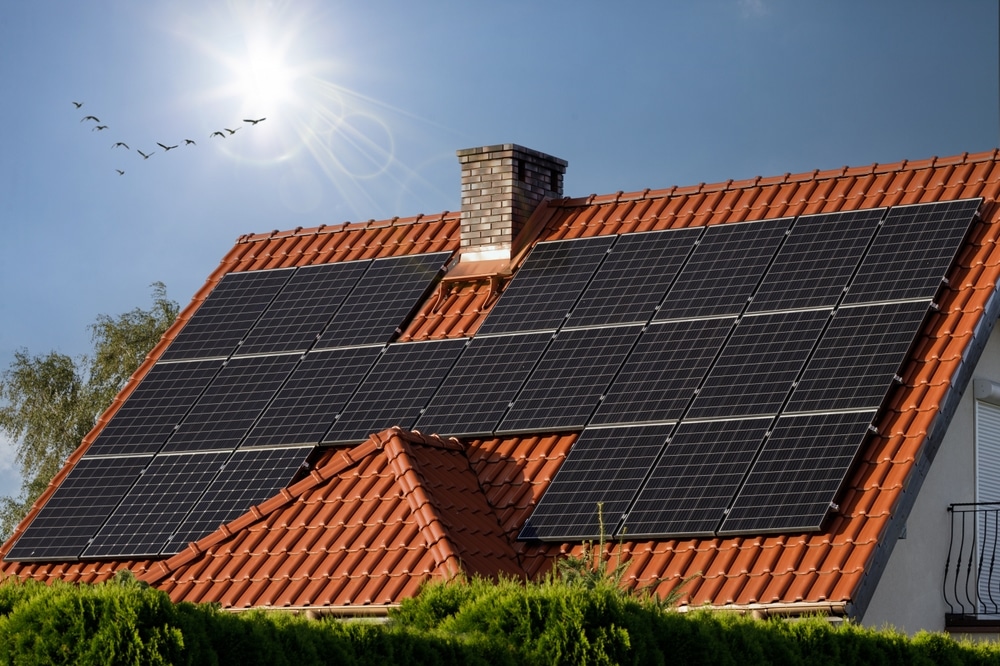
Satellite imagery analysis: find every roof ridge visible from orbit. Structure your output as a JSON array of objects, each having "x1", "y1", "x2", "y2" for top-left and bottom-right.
[{"x1": 234, "y1": 210, "x2": 461, "y2": 245}]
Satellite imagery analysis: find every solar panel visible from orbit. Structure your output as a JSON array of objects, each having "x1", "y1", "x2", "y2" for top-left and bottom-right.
[
  {"x1": 654, "y1": 218, "x2": 791, "y2": 321},
  {"x1": 843, "y1": 198, "x2": 980, "y2": 305},
  {"x1": 589, "y1": 318, "x2": 735, "y2": 427},
  {"x1": 163, "y1": 446, "x2": 312, "y2": 554},
  {"x1": 235, "y1": 260, "x2": 370, "y2": 356},
  {"x1": 785, "y1": 301, "x2": 929, "y2": 413},
  {"x1": 160, "y1": 269, "x2": 293, "y2": 361},
  {"x1": 161, "y1": 354, "x2": 301, "y2": 453},
  {"x1": 322, "y1": 338, "x2": 468, "y2": 444},
  {"x1": 86, "y1": 360, "x2": 223, "y2": 457},
  {"x1": 564, "y1": 228, "x2": 702, "y2": 328},
  {"x1": 519, "y1": 424, "x2": 673, "y2": 541},
  {"x1": 5, "y1": 455, "x2": 152, "y2": 561},
  {"x1": 314, "y1": 252, "x2": 451, "y2": 349},
  {"x1": 747, "y1": 208, "x2": 884, "y2": 313},
  {"x1": 83, "y1": 451, "x2": 231, "y2": 558},
  {"x1": 241, "y1": 346, "x2": 383, "y2": 448},
  {"x1": 414, "y1": 332, "x2": 553, "y2": 438},
  {"x1": 497, "y1": 325, "x2": 643, "y2": 434},
  {"x1": 621, "y1": 417, "x2": 772, "y2": 538},
  {"x1": 720, "y1": 411, "x2": 876, "y2": 534},
  {"x1": 686, "y1": 309, "x2": 830, "y2": 420},
  {"x1": 476, "y1": 236, "x2": 615, "y2": 335}
]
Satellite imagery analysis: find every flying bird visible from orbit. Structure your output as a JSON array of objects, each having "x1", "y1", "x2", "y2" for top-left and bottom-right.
[
  {"x1": 80, "y1": 115, "x2": 100, "y2": 123},
  {"x1": 210, "y1": 131, "x2": 226, "y2": 138},
  {"x1": 115, "y1": 169, "x2": 125, "y2": 176},
  {"x1": 93, "y1": 125, "x2": 108, "y2": 131},
  {"x1": 224, "y1": 127, "x2": 239, "y2": 135},
  {"x1": 112, "y1": 142, "x2": 129, "y2": 150},
  {"x1": 72, "y1": 101, "x2": 83, "y2": 109},
  {"x1": 243, "y1": 117, "x2": 266, "y2": 125},
  {"x1": 184, "y1": 139, "x2": 196, "y2": 145},
  {"x1": 157, "y1": 142, "x2": 178, "y2": 151},
  {"x1": 137, "y1": 149, "x2": 153, "y2": 159}
]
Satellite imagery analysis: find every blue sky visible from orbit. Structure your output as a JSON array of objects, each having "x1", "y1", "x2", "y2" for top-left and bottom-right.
[{"x1": 0, "y1": 0, "x2": 997, "y2": 499}]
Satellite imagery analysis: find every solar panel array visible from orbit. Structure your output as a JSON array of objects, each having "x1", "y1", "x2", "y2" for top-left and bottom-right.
[{"x1": 7, "y1": 197, "x2": 983, "y2": 562}]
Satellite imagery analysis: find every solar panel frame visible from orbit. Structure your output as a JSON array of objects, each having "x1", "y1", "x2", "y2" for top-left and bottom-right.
[
  {"x1": 843, "y1": 198, "x2": 981, "y2": 306},
  {"x1": 5, "y1": 455, "x2": 152, "y2": 561},
  {"x1": 413, "y1": 332, "x2": 553, "y2": 438},
  {"x1": 719, "y1": 411, "x2": 876, "y2": 534},
  {"x1": 621, "y1": 417, "x2": 772, "y2": 538},
  {"x1": 83, "y1": 451, "x2": 231, "y2": 559},
  {"x1": 313, "y1": 252, "x2": 451, "y2": 349},
  {"x1": 85, "y1": 359, "x2": 223, "y2": 457},
  {"x1": 163, "y1": 446, "x2": 312, "y2": 555},
  {"x1": 161, "y1": 354, "x2": 302, "y2": 453},
  {"x1": 685, "y1": 309, "x2": 830, "y2": 420},
  {"x1": 322, "y1": 338, "x2": 468, "y2": 445},
  {"x1": 476, "y1": 236, "x2": 615, "y2": 336},
  {"x1": 564, "y1": 228, "x2": 702, "y2": 329},
  {"x1": 234, "y1": 260, "x2": 370, "y2": 356},
  {"x1": 497, "y1": 325, "x2": 644, "y2": 434},
  {"x1": 654, "y1": 218, "x2": 792, "y2": 321},
  {"x1": 159, "y1": 269, "x2": 293, "y2": 361},
  {"x1": 518, "y1": 424, "x2": 674, "y2": 541}
]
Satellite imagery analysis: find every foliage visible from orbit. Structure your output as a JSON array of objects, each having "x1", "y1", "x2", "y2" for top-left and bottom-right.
[{"x1": 0, "y1": 283, "x2": 178, "y2": 537}]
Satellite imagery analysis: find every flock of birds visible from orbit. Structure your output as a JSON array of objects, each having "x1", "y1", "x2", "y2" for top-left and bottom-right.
[{"x1": 72, "y1": 101, "x2": 266, "y2": 176}]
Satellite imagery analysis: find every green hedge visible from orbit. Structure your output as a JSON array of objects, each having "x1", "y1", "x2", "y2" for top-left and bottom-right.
[{"x1": 0, "y1": 573, "x2": 999, "y2": 665}]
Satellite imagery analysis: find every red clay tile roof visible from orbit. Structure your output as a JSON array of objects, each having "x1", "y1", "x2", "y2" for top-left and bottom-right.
[{"x1": 5, "y1": 150, "x2": 1000, "y2": 618}]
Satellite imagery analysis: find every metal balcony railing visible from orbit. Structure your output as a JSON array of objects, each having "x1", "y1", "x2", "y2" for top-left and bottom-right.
[{"x1": 944, "y1": 502, "x2": 1000, "y2": 621}]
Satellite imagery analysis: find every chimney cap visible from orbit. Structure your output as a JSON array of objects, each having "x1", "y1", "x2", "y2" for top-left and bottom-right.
[{"x1": 456, "y1": 143, "x2": 568, "y2": 168}]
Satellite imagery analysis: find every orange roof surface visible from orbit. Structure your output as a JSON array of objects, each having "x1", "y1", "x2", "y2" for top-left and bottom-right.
[{"x1": 5, "y1": 150, "x2": 1000, "y2": 618}]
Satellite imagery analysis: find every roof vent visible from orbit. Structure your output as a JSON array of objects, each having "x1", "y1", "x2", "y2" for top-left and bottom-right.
[{"x1": 457, "y1": 144, "x2": 567, "y2": 262}]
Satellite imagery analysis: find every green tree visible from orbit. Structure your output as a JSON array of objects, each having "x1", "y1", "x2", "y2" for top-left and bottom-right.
[{"x1": 0, "y1": 283, "x2": 178, "y2": 537}]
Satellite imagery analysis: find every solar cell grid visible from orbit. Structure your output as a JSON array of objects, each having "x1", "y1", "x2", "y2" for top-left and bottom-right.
[
  {"x1": 322, "y1": 338, "x2": 467, "y2": 444},
  {"x1": 497, "y1": 325, "x2": 643, "y2": 434},
  {"x1": 686, "y1": 309, "x2": 830, "y2": 420},
  {"x1": 162, "y1": 354, "x2": 301, "y2": 453},
  {"x1": 241, "y1": 346, "x2": 382, "y2": 448},
  {"x1": 6, "y1": 456, "x2": 152, "y2": 561},
  {"x1": 589, "y1": 318, "x2": 735, "y2": 427},
  {"x1": 476, "y1": 236, "x2": 615, "y2": 335},
  {"x1": 164, "y1": 446, "x2": 312, "y2": 554},
  {"x1": 160, "y1": 269, "x2": 293, "y2": 361},
  {"x1": 414, "y1": 332, "x2": 553, "y2": 438},
  {"x1": 786, "y1": 301, "x2": 929, "y2": 413},
  {"x1": 519, "y1": 425, "x2": 673, "y2": 541},
  {"x1": 84, "y1": 451, "x2": 231, "y2": 559},
  {"x1": 314, "y1": 252, "x2": 451, "y2": 349},
  {"x1": 843, "y1": 198, "x2": 981, "y2": 305},
  {"x1": 720, "y1": 411, "x2": 876, "y2": 534},
  {"x1": 747, "y1": 208, "x2": 884, "y2": 313},
  {"x1": 654, "y1": 218, "x2": 791, "y2": 321},
  {"x1": 622, "y1": 417, "x2": 772, "y2": 538},
  {"x1": 565, "y1": 228, "x2": 702, "y2": 328},
  {"x1": 235, "y1": 261, "x2": 370, "y2": 356},
  {"x1": 85, "y1": 359, "x2": 223, "y2": 456}
]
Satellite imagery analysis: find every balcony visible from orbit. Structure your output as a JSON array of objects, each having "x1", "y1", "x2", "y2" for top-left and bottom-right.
[{"x1": 944, "y1": 502, "x2": 1000, "y2": 629}]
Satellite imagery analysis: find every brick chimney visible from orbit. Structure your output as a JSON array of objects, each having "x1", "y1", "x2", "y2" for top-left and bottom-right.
[{"x1": 457, "y1": 144, "x2": 567, "y2": 262}]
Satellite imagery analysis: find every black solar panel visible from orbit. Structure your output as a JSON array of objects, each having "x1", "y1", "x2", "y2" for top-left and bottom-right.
[
  {"x1": 622, "y1": 417, "x2": 772, "y2": 538},
  {"x1": 786, "y1": 301, "x2": 929, "y2": 413},
  {"x1": 322, "y1": 338, "x2": 468, "y2": 444},
  {"x1": 564, "y1": 228, "x2": 702, "y2": 328},
  {"x1": 497, "y1": 325, "x2": 643, "y2": 434},
  {"x1": 720, "y1": 411, "x2": 876, "y2": 534},
  {"x1": 5, "y1": 455, "x2": 152, "y2": 561},
  {"x1": 86, "y1": 360, "x2": 223, "y2": 456},
  {"x1": 235, "y1": 261, "x2": 370, "y2": 356},
  {"x1": 476, "y1": 236, "x2": 615, "y2": 335},
  {"x1": 654, "y1": 218, "x2": 791, "y2": 321},
  {"x1": 519, "y1": 424, "x2": 673, "y2": 541},
  {"x1": 589, "y1": 318, "x2": 735, "y2": 427},
  {"x1": 414, "y1": 332, "x2": 553, "y2": 438},
  {"x1": 314, "y1": 252, "x2": 451, "y2": 349},
  {"x1": 160, "y1": 269, "x2": 293, "y2": 361},
  {"x1": 747, "y1": 209, "x2": 884, "y2": 313},
  {"x1": 163, "y1": 446, "x2": 312, "y2": 554},
  {"x1": 83, "y1": 451, "x2": 231, "y2": 558},
  {"x1": 686, "y1": 309, "x2": 830, "y2": 420},
  {"x1": 843, "y1": 198, "x2": 980, "y2": 305},
  {"x1": 162, "y1": 354, "x2": 301, "y2": 453},
  {"x1": 241, "y1": 346, "x2": 382, "y2": 447}
]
